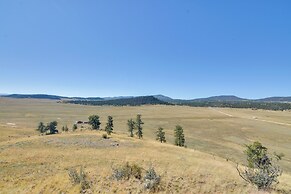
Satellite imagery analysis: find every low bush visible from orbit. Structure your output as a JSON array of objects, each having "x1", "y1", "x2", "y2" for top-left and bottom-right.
[
  {"x1": 102, "y1": 134, "x2": 108, "y2": 139},
  {"x1": 237, "y1": 141, "x2": 283, "y2": 190},
  {"x1": 143, "y1": 166, "x2": 161, "y2": 191},
  {"x1": 68, "y1": 166, "x2": 90, "y2": 192},
  {"x1": 112, "y1": 162, "x2": 142, "y2": 181}
]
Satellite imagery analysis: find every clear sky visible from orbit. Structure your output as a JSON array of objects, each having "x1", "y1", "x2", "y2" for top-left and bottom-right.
[{"x1": 0, "y1": 1, "x2": 290, "y2": 99}]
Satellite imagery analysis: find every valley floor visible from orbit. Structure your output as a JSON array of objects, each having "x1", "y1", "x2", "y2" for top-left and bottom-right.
[{"x1": 0, "y1": 98, "x2": 291, "y2": 193}]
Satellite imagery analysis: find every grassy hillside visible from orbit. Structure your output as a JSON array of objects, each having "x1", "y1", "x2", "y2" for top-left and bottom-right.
[
  {"x1": 0, "y1": 98, "x2": 291, "y2": 193},
  {"x1": 0, "y1": 132, "x2": 258, "y2": 193}
]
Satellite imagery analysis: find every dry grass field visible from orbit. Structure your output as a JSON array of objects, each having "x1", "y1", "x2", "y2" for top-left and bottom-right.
[{"x1": 0, "y1": 98, "x2": 291, "y2": 193}]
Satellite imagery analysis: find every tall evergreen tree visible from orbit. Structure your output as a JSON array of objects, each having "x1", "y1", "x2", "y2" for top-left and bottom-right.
[
  {"x1": 135, "y1": 114, "x2": 144, "y2": 139},
  {"x1": 105, "y1": 116, "x2": 114, "y2": 135},
  {"x1": 46, "y1": 121, "x2": 58, "y2": 134},
  {"x1": 127, "y1": 119, "x2": 135, "y2": 137},
  {"x1": 37, "y1": 122, "x2": 46, "y2": 133},
  {"x1": 88, "y1": 115, "x2": 101, "y2": 130},
  {"x1": 174, "y1": 125, "x2": 185, "y2": 147},
  {"x1": 156, "y1": 127, "x2": 166, "y2": 143}
]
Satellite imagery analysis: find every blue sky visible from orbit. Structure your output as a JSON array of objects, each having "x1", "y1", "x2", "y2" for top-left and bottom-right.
[{"x1": 0, "y1": 0, "x2": 290, "y2": 99}]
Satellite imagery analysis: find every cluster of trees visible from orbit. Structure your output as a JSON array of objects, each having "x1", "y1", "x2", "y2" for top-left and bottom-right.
[
  {"x1": 183, "y1": 101, "x2": 291, "y2": 111},
  {"x1": 67, "y1": 96, "x2": 170, "y2": 106},
  {"x1": 127, "y1": 114, "x2": 144, "y2": 139},
  {"x1": 37, "y1": 114, "x2": 186, "y2": 147},
  {"x1": 37, "y1": 122, "x2": 79, "y2": 135},
  {"x1": 155, "y1": 126, "x2": 185, "y2": 147},
  {"x1": 87, "y1": 114, "x2": 186, "y2": 147},
  {"x1": 65, "y1": 95, "x2": 291, "y2": 111},
  {"x1": 36, "y1": 121, "x2": 58, "y2": 135},
  {"x1": 88, "y1": 115, "x2": 114, "y2": 135},
  {"x1": 126, "y1": 115, "x2": 185, "y2": 147}
]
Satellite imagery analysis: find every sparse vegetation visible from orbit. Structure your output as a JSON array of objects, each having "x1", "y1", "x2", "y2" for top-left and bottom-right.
[
  {"x1": 62, "y1": 125, "x2": 69, "y2": 132},
  {"x1": 112, "y1": 162, "x2": 143, "y2": 180},
  {"x1": 143, "y1": 166, "x2": 161, "y2": 192},
  {"x1": 88, "y1": 115, "x2": 101, "y2": 130},
  {"x1": 237, "y1": 141, "x2": 283, "y2": 190},
  {"x1": 68, "y1": 166, "x2": 90, "y2": 192},
  {"x1": 174, "y1": 125, "x2": 185, "y2": 147},
  {"x1": 105, "y1": 116, "x2": 114, "y2": 135},
  {"x1": 112, "y1": 162, "x2": 161, "y2": 192},
  {"x1": 135, "y1": 114, "x2": 144, "y2": 139},
  {"x1": 2, "y1": 99, "x2": 291, "y2": 193},
  {"x1": 156, "y1": 127, "x2": 166, "y2": 143}
]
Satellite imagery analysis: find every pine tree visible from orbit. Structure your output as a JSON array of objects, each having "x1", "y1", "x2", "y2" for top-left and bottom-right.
[
  {"x1": 127, "y1": 119, "x2": 135, "y2": 137},
  {"x1": 62, "y1": 126, "x2": 65, "y2": 132},
  {"x1": 135, "y1": 114, "x2": 144, "y2": 139},
  {"x1": 174, "y1": 125, "x2": 185, "y2": 147},
  {"x1": 37, "y1": 122, "x2": 46, "y2": 133},
  {"x1": 72, "y1": 124, "x2": 78, "y2": 131},
  {"x1": 88, "y1": 115, "x2": 101, "y2": 130},
  {"x1": 46, "y1": 121, "x2": 58, "y2": 134},
  {"x1": 156, "y1": 127, "x2": 166, "y2": 143},
  {"x1": 105, "y1": 116, "x2": 114, "y2": 135}
]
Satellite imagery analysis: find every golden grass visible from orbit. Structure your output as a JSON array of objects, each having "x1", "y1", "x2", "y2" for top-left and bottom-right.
[{"x1": 0, "y1": 98, "x2": 291, "y2": 193}]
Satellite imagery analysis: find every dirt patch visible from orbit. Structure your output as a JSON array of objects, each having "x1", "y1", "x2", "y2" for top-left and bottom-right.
[{"x1": 41, "y1": 135, "x2": 122, "y2": 148}]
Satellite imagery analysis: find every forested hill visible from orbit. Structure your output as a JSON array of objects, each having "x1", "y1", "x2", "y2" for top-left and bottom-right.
[
  {"x1": 65, "y1": 96, "x2": 171, "y2": 106},
  {"x1": 1, "y1": 94, "x2": 103, "y2": 101},
  {"x1": 3, "y1": 94, "x2": 65, "y2": 100},
  {"x1": 256, "y1": 97, "x2": 291, "y2": 102}
]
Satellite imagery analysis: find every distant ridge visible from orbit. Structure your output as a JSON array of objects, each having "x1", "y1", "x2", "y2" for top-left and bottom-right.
[
  {"x1": 67, "y1": 96, "x2": 170, "y2": 106},
  {"x1": 1, "y1": 93, "x2": 291, "y2": 103},
  {"x1": 256, "y1": 96, "x2": 291, "y2": 102},
  {"x1": 191, "y1": 95, "x2": 247, "y2": 102},
  {"x1": 1, "y1": 94, "x2": 103, "y2": 101},
  {"x1": 3, "y1": 94, "x2": 66, "y2": 100}
]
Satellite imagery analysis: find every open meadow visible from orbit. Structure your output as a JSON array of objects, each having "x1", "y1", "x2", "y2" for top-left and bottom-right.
[{"x1": 0, "y1": 98, "x2": 291, "y2": 193}]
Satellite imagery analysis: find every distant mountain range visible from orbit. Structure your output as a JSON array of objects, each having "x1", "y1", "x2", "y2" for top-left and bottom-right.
[
  {"x1": 1, "y1": 94, "x2": 103, "y2": 101},
  {"x1": 1, "y1": 93, "x2": 291, "y2": 103}
]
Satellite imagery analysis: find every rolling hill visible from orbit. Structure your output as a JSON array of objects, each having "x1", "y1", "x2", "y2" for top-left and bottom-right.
[
  {"x1": 66, "y1": 96, "x2": 171, "y2": 106},
  {"x1": 190, "y1": 95, "x2": 247, "y2": 102},
  {"x1": 257, "y1": 96, "x2": 291, "y2": 102}
]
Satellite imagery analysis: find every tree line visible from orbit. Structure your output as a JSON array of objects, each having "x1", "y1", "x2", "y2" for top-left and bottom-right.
[
  {"x1": 183, "y1": 101, "x2": 291, "y2": 111},
  {"x1": 66, "y1": 96, "x2": 170, "y2": 106},
  {"x1": 65, "y1": 97, "x2": 291, "y2": 111}
]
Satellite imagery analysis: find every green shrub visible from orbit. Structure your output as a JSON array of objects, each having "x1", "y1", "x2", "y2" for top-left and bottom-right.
[{"x1": 237, "y1": 141, "x2": 283, "y2": 190}]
